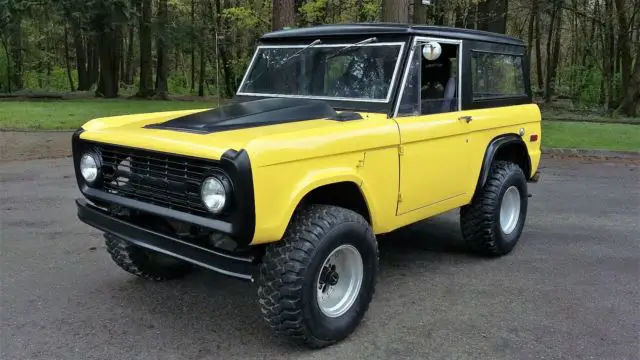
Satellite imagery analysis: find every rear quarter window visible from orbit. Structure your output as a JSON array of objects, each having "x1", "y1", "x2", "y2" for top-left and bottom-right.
[{"x1": 471, "y1": 52, "x2": 526, "y2": 99}]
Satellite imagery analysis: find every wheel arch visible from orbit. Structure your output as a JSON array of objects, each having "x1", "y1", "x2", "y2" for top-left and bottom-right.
[
  {"x1": 295, "y1": 181, "x2": 373, "y2": 226},
  {"x1": 476, "y1": 134, "x2": 531, "y2": 193}
]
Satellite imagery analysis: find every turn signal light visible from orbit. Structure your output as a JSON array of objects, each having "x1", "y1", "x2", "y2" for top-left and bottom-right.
[{"x1": 530, "y1": 134, "x2": 539, "y2": 142}]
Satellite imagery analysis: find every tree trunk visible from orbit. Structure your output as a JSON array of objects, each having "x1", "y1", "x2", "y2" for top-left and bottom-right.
[
  {"x1": 87, "y1": 37, "x2": 100, "y2": 88},
  {"x1": 545, "y1": 1, "x2": 564, "y2": 102},
  {"x1": 125, "y1": 24, "x2": 135, "y2": 85},
  {"x1": 1, "y1": 37, "x2": 11, "y2": 92},
  {"x1": 616, "y1": 49, "x2": 640, "y2": 116},
  {"x1": 603, "y1": 0, "x2": 615, "y2": 109},
  {"x1": 614, "y1": 0, "x2": 631, "y2": 103},
  {"x1": 9, "y1": 14, "x2": 24, "y2": 91},
  {"x1": 382, "y1": 0, "x2": 409, "y2": 23},
  {"x1": 535, "y1": 6, "x2": 544, "y2": 90},
  {"x1": 138, "y1": 0, "x2": 154, "y2": 97},
  {"x1": 155, "y1": 0, "x2": 169, "y2": 98},
  {"x1": 478, "y1": 0, "x2": 508, "y2": 34},
  {"x1": 454, "y1": 3, "x2": 465, "y2": 28},
  {"x1": 527, "y1": 0, "x2": 537, "y2": 88},
  {"x1": 70, "y1": 19, "x2": 89, "y2": 91},
  {"x1": 191, "y1": 0, "x2": 196, "y2": 91},
  {"x1": 64, "y1": 25, "x2": 75, "y2": 92},
  {"x1": 272, "y1": 0, "x2": 296, "y2": 31},
  {"x1": 549, "y1": 4, "x2": 563, "y2": 98},
  {"x1": 117, "y1": 33, "x2": 127, "y2": 84},
  {"x1": 212, "y1": 0, "x2": 235, "y2": 97},
  {"x1": 96, "y1": 26, "x2": 122, "y2": 98},
  {"x1": 413, "y1": 0, "x2": 427, "y2": 24},
  {"x1": 198, "y1": 30, "x2": 206, "y2": 97}
]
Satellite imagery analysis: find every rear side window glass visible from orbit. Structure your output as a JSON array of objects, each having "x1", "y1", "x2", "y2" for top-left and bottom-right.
[{"x1": 471, "y1": 52, "x2": 525, "y2": 99}]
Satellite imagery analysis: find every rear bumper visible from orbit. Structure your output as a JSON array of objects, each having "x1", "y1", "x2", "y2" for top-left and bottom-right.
[{"x1": 76, "y1": 199, "x2": 257, "y2": 281}]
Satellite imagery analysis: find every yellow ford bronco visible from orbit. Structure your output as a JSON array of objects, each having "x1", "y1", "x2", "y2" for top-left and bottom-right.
[{"x1": 74, "y1": 24, "x2": 541, "y2": 347}]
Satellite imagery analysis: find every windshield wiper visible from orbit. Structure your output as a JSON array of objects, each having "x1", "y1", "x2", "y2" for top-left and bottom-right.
[
  {"x1": 324, "y1": 37, "x2": 378, "y2": 60},
  {"x1": 244, "y1": 39, "x2": 322, "y2": 87}
]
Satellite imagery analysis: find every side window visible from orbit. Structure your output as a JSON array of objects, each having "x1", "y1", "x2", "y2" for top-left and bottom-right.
[
  {"x1": 397, "y1": 42, "x2": 460, "y2": 117},
  {"x1": 471, "y1": 52, "x2": 526, "y2": 99}
]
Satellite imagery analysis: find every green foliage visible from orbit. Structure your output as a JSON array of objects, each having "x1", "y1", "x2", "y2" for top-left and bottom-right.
[
  {"x1": 299, "y1": 0, "x2": 381, "y2": 25},
  {"x1": 23, "y1": 66, "x2": 76, "y2": 90},
  {"x1": 0, "y1": 0, "x2": 636, "y2": 119},
  {"x1": 556, "y1": 65, "x2": 604, "y2": 106},
  {"x1": 222, "y1": 6, "x2": 264, "y2": 30}
]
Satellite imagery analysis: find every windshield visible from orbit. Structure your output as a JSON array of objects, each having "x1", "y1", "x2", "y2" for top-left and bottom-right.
[{"x1": 237, "y1": 43, "x2": 405, "y2": 102}]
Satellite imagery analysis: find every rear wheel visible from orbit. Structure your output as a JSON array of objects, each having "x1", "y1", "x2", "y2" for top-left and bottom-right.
[
  {"x1": 105, "y1": 233, "x2": 193, "y2": 281},
  {"x1": 460, "y1": 161, "x2": 528, "y2": 256},
  {"x1": 257, "y1": 205, "x2": 378, "y2": 348}
]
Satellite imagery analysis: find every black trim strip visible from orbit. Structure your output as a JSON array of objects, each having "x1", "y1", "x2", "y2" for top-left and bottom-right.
[
  {"x1": 77, "y1": 199, "x2": 256, "y2": 281},
  {"x1": 82, "y1": 187, "x2": 234, "y2": 233},
  {"x1": 476, "y1": 134, "x2": 532, "y2": 193}
]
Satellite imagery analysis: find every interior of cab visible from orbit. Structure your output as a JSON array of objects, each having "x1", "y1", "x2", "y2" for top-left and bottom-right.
[{"x1": 397, "y1": 41, "x2": 460, "y2": 116}]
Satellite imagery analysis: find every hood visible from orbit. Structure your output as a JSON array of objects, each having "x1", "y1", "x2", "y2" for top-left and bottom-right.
[
  {"x1": 144, "y1": 97, "x2": 344, "y2": 134},
  {"x1": 79, "y1": 98, "x2": 367, "y2": 161}
]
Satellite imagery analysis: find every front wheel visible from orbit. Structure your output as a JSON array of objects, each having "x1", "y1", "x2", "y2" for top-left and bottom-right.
[
  {"x1": 460, "y1": 161, "x2": 528, "y2": 256},
  {"x1": 257, "y1": 205, "x2": 378, "y2": 348}
]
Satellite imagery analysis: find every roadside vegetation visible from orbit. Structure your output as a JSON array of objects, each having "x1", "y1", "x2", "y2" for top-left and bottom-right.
[
  {"x1": 0, "y1": 99, "x2": 213, "y2": 130},
  {"x1": 1, "y1": 0, "x2": 639, "y2": 117},
  {"x1": 542, "y1": 122, "x2": 640, "y2": 151},
  {"x1": 1, "y1": 98, "x2": 638, "y2": 151},
  {"x1": 1, "y1": 0, "x2": 637, "y2": 151}
]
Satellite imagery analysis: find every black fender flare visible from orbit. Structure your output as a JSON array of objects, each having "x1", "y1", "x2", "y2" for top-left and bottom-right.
[{"x1": 475, "y1": 134, "x2": 531, "y2": 192}]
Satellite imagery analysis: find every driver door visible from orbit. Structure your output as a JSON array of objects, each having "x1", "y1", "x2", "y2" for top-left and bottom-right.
[{"x1": 394, "y1": 39, "x2": 472, "y2": 215}]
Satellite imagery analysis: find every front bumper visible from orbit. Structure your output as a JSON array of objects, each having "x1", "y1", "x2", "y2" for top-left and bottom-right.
[{"x1": 77, "y1": 199, "x2": 257, "y2": 281}]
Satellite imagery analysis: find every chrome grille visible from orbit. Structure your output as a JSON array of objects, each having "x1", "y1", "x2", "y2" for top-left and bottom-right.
[{"x1": 96, "y1": 144, "x2": 215, "y2": 217}]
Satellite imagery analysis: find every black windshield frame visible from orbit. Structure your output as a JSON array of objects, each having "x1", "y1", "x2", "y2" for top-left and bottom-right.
[{"x1": 234, "y1": 36, "x2": 413, "y2": 115}]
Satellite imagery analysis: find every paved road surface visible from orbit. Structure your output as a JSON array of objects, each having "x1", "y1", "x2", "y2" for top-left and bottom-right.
[{"x1": 1, "y1": 156, "x2": 638, "y2": 360}]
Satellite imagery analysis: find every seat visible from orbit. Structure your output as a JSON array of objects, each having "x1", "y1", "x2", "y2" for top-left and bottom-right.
[{"x1": 440, "y1": 76, "x2": 457, "y2": 112}]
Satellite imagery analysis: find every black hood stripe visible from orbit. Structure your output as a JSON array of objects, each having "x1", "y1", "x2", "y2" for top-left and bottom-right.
[{"x1": 144, "y1": 98, "x2": 361, "y2": 134}]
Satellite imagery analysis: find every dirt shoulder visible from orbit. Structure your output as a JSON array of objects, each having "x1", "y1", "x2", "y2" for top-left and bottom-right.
[{"x1": 0, "y1": 131, "x2": 73, "y2": 162}]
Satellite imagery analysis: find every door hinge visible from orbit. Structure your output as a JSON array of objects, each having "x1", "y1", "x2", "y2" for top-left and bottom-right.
[
  {"x1": 398, "y1": 192, "x2": 403, "y2": 203},
  {"x1": 356, "y1": 152, "x2": 367, "y2": 168},
  {"x1": 398, "y1": 145, "x2": 405, "y2": 156}
]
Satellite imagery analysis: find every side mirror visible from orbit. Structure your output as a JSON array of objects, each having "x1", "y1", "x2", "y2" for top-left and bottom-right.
[{"x1": 422, "y1": 41, "x2": 442, "y2": 61}]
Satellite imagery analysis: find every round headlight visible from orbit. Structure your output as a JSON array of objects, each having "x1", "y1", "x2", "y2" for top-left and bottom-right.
[
  {"x1": 80, "y1": 153, "x2": 99, "y2": 183},
  {"x1": 201, "y1": 176, "x2": 227, "y2": 214}
]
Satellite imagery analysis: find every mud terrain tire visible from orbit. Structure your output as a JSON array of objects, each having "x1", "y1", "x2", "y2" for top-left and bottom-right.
[
  {"x1": 460, "y1": 161, "x2": 528, "y2": 256},
  {"x1": 257, "y1": 205, "x2": 378, "y2": 348}
]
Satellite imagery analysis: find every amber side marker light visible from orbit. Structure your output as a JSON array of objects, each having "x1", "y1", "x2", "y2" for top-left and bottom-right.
[{"x1": 530, "y1": 134, "x2": 539, "y2": 142}]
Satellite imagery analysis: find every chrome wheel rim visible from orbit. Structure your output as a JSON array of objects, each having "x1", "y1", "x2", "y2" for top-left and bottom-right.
[
  {"x1": 500, "y1": 186, "x2": 521, "y2": 234},
  {"x1": 316, "y1": 244, "x2": 363, "y2": 318}
]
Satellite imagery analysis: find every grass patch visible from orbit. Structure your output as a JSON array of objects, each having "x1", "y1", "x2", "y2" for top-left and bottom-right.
[
  {"x1": 542, "y1": 121, "x2": 640, "y2": 151},
  {"x1": 1, "y1": 99, "x2": 638, "y2": 152},
  {"x1": 0, "y1": 99, "x2": 214, "y2": 130}
]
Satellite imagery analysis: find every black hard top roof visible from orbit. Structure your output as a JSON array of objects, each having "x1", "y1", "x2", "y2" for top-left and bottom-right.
[{"x1": 261, "y1": 23, "x2": 524, "y2": 46}]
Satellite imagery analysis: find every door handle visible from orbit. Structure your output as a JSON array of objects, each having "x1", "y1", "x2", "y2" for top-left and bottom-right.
[{"x1": 459, "y1": 116, "x2": 473, "y2": 123}]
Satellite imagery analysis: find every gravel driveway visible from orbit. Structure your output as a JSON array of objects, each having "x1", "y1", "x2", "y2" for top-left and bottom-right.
[{"x1": 1, "y1": 155, "x2": 638, "y2": 360}]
